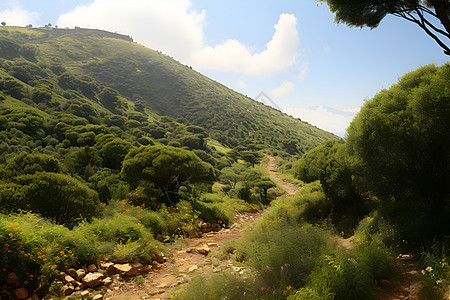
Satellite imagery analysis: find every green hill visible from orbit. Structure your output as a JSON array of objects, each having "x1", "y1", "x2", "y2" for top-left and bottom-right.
[{"x1": 0, "y1": 26, "x2": 337, "y2": 155}]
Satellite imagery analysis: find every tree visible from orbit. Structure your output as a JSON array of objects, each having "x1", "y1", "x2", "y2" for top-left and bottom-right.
[
  {"x1": 319, "y1": 0, "x2": 450, "y2": 55},
  {"x1": 294, "y1": 140, "x2": 369, "y2": 232},
  {"x1": 18, "y1": 172, "x2": 100, "y2": 227},
  {"x1": 240, "y1": 151, "x2": 263, "y2": 167},
  {"x1": 101, "y1": 139, "x2": 133, "y2": 169},
  {"x1": 346, "y1": 64, "x2": 450, "y2": 245},
  {"x1": 254, "y1": 177, "x2": 276, "y2": 204},
  {"x1": 1, "y1": 22, "x2": 5, "y2": 26},
  {"x1": 121, "y1": 145, "x2": 215, "y2": 206}
]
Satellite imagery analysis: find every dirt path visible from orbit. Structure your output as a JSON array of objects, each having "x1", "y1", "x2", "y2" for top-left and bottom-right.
[
  {"x1": 266, "y1": 155, "x2": 300, "y2": 196},
  {"x1": 104, "y1": 211, "x2": 263, "y2": 300},
  {"x1": 374, "y1": 254, "x2": 425, "y2": 300},
  {"x1": 104, "y1": 156, "x2": 297, "y2": 299}
]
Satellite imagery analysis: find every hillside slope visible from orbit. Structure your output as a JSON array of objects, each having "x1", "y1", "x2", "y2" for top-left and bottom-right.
[{"x1": 0, "y1": 26, "x2": 337, "y2": 155}]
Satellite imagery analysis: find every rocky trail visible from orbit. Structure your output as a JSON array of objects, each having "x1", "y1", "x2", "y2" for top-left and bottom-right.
[
  {"x1": 266, "y1": 155, "x2": 300, "y2": 196},
  {"x1": 103, "y1": 156, "x2": 300, "y2": 300},
  {"x1": 103, "y1": 211, "x2": 263, "y2": 300}
]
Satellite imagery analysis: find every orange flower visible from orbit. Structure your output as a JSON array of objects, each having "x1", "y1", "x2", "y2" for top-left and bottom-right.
[
  {"x1": 51, "y1": 264, "x2": 57, "y2": 269},
  {"x1": 8, "y1": 233, "x2": 13, "y2": 237}
]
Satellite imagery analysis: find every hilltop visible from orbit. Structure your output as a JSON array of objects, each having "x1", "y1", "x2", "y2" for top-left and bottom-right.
[{"x1": 0, "y1": 26, "x2": 337, "y2": 155}]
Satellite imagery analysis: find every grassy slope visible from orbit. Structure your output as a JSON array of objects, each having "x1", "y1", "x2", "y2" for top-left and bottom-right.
[{"x1": 1, "y1": 26, "x2": 338, "y2": 154}]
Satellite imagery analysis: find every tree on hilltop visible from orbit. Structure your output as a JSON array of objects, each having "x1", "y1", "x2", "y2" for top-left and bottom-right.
[{"x1": 318, "y1": 0, "x2": 450, "y2": 55}]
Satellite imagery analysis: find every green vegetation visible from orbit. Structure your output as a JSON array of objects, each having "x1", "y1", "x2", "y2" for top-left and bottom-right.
[
  {"x1": 1, "y1": 25, "x2": 448, "y2": 300},
  {"x1": 319, "y1": 0, "x2": 450, "y2": 55}
]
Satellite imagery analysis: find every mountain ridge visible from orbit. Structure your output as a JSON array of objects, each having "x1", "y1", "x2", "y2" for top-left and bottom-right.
[{"x1": 0, "y1": 26, "x2": 338, "y2": 155}]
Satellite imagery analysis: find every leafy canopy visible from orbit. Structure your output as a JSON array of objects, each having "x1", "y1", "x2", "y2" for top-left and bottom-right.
[
  {"x1": 319, "y1": 0, "x2": 450, "y2": 55},
  {"x1": 121, "y1": 145, "x2": 215, "y2": 206},
  {"x1": 346, "y1": 63, "x2": 450, "y2": 244}
]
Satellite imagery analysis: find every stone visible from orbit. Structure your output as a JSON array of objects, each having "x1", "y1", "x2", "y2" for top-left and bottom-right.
[
  {"x1": 196, "y1": 244, "x2": 210, "y2": 255},
  {"x1": 153, "y1": 252, "x2": 166, "y2": 263},
  {"x1": 128, "y1": 262, "x2": 144, "y2": 276},
  {"x1": 80, "y1": 290, "x2": 90, "y2": 298},
  {"x1": 67, "y1": 268, "x2": 78, "y2": 278},
  {"x1": 142, "y1": 264, "x2": 152, "y2": 273},
  {"x1": 92, "y1": 295, "x2": 103, "y2": 300},
  {"x1": 63, "y1": 275, "x2": 76, "y2": 284},
  {"x1": 82, "y1": 272, "x2": 105, "y2": 288},
  {"x1": 102, "y1": 277, "x2": 113, "y2": 287},
  {"x1": 88, "y1": 264, "x2": 98, "y2": 272},
  {"x1": 62, "y1": 284, "x2": 75, "y2": 296},
  {"x1": 380, "y1": 279, "x2": 391, "y2": 288},
  {"x1": 188, "y1": 266, "x2": 198, "y2": 273},
  {"x1": 5, "y1": 272, "x2": 20, "y2": 287},
  {"x1": 106, "y1": 264, "x2": 119, "y2": 276},
  {"x1": 27, "y1": 294, "x2": 40, "y2": 300},
  {"x1": 13, "y1": 288, "x2": 29, "y2": 299},
  {"x1": 188, "y1": 229, "x2": 201, "y2": 238},
  {"x1": 113, "y1": 263, "x2": 132, "y2": 274},
  {"x1": 151, "y1": 261, "x2": 162, "y2": 270},
  {"x1": 76, "y1": 269, "x2": 86, "y2": 281},
  {"x1": 100, "y1": 261, "x2": 114, "y2": 270}
]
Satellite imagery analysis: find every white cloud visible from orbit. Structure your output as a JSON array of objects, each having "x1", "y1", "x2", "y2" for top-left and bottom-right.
[
  {"x1": 57, "y1": 0, "x2": 205, "y2": 62},
  {"x1": 285, "y1": 105, "x2": 358, "y2": 136},
  {"x1": 193, "y1": 13, "x2": 299, "y2": 75},
  {"x1": 57, "y1": 1, "x2": 300, "y2": 76},
  {"x1": 298, "y1": 60, "x2": 309, "y2": 79},
  {"x1": 343, "y1": 107, "x2": 361, "y2": 114},
  {"x1": 0, "y1": 2, "x2": 39, "y2": 26},
  {"x1": 270, "y1": 80, "x2": 295, "y2": 98}
]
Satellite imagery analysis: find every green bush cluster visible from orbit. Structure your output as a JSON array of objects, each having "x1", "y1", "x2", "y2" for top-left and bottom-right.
[
  {"x1": 234, "y1": 221, "x2": 334, "y2": 296},
  {"x1": 171, "y1": 270, "x2": 256, "y2": 300},
  {"x1": 0, "y1": 213, "x2": 98, "y2": 284}
]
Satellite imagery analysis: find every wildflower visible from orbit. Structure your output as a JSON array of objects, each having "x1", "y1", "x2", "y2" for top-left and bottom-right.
[
  {"x1": 425, "y1": 266, "x2": 433, "y2": 272},
  {"x1": 18, "y1": 241, "x2": 22, "y2": 247},
  {"x1": 8, "y1": 233, "x2": 13, "y2": 237},
  {"x1": 51, "y1": 264, "x2": 57, "y2": 269}
]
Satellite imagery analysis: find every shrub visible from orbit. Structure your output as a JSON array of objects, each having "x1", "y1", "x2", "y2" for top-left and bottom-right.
[
  {"x1": 419, "y1": 243, "x2": 449, "y2": 299},
  {"x1": 171, "y1": 270, "x2": 256, "y2": 300},
  {"x1": 0, "y1": 212, "x2": 99, "y2": 283},
  {"x1": 289, "y1": 250, "x2": 374, "y2": 300},
  {"x1": 235, "y1": 222, "x2": 333, "y2": 294},
  {"x1": 18, "y1": 172, "x2": 100, "y2": 227},
  {"x1": 77, "y1": 213, "x2": 161, "y2": 263}
]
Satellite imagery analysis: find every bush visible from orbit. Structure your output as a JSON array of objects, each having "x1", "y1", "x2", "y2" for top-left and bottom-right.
[
  {"x1": 77, "y1": 213, "x2": 162, "y2": 263},
  {"x1": 171, "y1": 270, "x2": 256, "y2": 300},
  {"x1": 18, "y1": 172, "x2": 100, "y2": 227},
  {"x1": 289, "y1": 250, "x2": 374, "y2": 300},
  {"x1": 419, "y1": 243, "x2": 449, "y2": 299},
  {"x1": 0, "y1": 212, "x2": 99, "y2": 283},
  {"x1": 235, "y1": 222, "x2": 333, "y2": 295}
]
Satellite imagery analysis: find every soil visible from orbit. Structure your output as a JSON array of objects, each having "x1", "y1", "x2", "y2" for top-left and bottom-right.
[
  {"x1": 104, "y1": 156, "x2": 300, "y2": 300},
  {"x1": 374, "y1": 254, "x2": 426, "y2": 300},
  {"x1": 266, "y1": 155, "x2": 300, "y2": 196},
  {"x1": 103, "y1": 211, "x2": 263, "y2": 300}
]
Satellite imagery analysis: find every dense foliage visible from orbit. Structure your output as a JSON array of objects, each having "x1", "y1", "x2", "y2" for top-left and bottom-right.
[
  {"x1": 346, "y1": 64, "x2": 450, "y2": 245},
  {"x1": 319, "y1": 0, "x2": 450, "y2": 55}
]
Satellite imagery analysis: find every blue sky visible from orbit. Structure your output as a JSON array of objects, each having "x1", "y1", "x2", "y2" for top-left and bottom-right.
[{"x1": 1, "y1": 0, "x2": 448, "y2": 136}]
